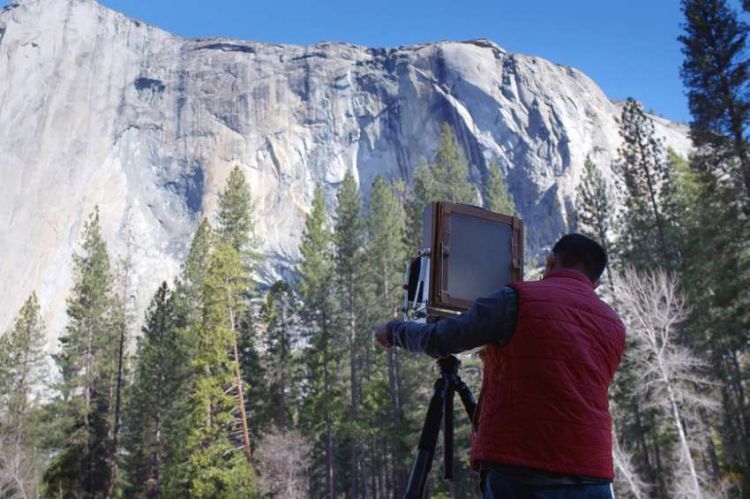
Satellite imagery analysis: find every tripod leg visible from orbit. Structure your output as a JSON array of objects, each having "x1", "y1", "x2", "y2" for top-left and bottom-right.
[
  {"x1": 451, "y1": 373, "x2": 477, "y2": 423},
  {"x1": 443, "y1": 383, "x2": 454, "y2": 480},
  {"x1": 403, "y1": 378, "x2": 448, "y2": 499}
]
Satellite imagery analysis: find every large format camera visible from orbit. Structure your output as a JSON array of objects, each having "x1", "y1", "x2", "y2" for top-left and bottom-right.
[
  {"x1": 400, "y1": 201, "x2": 524, "y2": 498},
  {"x1": 404, "y1": 201, "x2": 524, "y2": 319}
]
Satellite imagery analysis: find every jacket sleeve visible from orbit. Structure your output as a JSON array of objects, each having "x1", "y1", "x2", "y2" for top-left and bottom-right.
[{"x1": 387, "y1": 286, "x2": 518, "y2": 358}]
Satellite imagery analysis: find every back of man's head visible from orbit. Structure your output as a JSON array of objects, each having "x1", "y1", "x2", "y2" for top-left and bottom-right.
[{"x1": 552, "y1": 234, "x2": 607, "y2": 283}]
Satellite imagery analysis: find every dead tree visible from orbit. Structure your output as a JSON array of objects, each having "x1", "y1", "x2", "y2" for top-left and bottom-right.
[{"x1": 613, "y1": 269, "x2": 719, "y2": 498}]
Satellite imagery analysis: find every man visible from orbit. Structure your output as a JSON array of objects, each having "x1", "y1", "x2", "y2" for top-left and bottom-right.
[{"x1": 374, "y1": 234, "x2": 625, "y2": 498}]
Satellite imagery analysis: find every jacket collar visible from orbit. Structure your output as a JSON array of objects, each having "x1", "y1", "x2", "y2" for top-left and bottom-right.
[{"x1": 542, "y1": 268, "x2": 594, "y2": 288}]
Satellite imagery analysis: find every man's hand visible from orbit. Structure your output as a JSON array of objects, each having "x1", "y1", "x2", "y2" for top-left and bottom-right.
[{"x1": 373, "y1": 322, "x2": 391, "y2": 348}]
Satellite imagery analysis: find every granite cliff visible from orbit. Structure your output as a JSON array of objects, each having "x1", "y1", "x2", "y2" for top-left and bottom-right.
[{"x1": 0, "y1": 0, "x2": 691, "y2": 342}]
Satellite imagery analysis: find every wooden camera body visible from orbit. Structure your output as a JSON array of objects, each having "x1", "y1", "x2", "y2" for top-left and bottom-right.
[{"x1": 404, "y1": 202, "x2": 524, "y2": 319}]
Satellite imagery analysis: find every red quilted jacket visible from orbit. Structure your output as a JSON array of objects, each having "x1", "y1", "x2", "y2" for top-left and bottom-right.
[{"x1": 470, "y1": 269, "x2": 625, "y2": 479}]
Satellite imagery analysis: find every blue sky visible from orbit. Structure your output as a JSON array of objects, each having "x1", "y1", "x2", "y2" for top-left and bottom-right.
[{"x1": 4, "y1": 0, "x2": 718, "y2": 123}]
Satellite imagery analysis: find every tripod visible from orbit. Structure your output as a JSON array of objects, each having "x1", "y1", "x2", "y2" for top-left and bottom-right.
[{"x1": 403, "y1": 355, "x2": 477, "y2": 499}]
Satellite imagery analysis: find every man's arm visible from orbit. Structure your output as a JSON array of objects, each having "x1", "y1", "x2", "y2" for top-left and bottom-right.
[{"x1": 381, "y1": 286, "x2": 518, "y2": 358}]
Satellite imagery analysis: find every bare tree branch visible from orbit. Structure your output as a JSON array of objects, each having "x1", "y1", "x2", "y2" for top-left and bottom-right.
[{"x1": 613, "y1": 268, "x2": 720, "y2": 498}]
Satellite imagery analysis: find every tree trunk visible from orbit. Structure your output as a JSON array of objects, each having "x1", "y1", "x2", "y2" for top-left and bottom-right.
[
  {"x1": 612, "y1": 427, "x2": 646, "y2": 499},
  {"x1": 349, "y1": 309, "x2": 359, "y2": 499},
  {"x1": 633, "y1": 402, "x2": 654, "y2": 484},
  {"x1": 230, "y1": 308, "x2": 254, "y2": 471},
  {"x1": 698, "y1": 408, "x2": 720, "y2": 481},
  {"x1": 635, "y1": 129, "x2": 670, "y2": 268},
  {"x1": 323, "y1": 319, "x2": 335, "y2": 499},
  {"x1": 650, "y1": 416, "x2": 666, "y2": 498},
  {"x1": 729, "y1": 352, "x2": 750, "y2": 456},
  {"x1": 104, "y1": 320, "x2": 126, "y2": 499},
  {"x1": 83, "y1": 323, "x2": 94, "y2": 460},
  {"x1": 660, "y1": 355, "x2": 701, "y2": 497},
  {"x1": 150, "y1": 404, "x2": 162, "y2": 498},
  {"x1": 387, "y1": 348, "x2": 408, "y2": 494}
]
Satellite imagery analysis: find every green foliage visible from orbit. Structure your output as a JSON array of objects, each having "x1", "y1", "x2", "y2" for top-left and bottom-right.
[
  {"x1": 614, "y1": 98, "x2": 679, "y2": 270},
  {"x1": 296, "y1": 185, "x2": 341, "y2": 497},
  {"x1": 170, "y1": 219, "x2": 215, "y2": 362},
  {"x1": 576, "y1": 155, "x2": 615, "y2": 268},
  {"x1": 333, "y1": 171, "x2": 369, "y2": 377},
  {"x1": 367, "y1": 176, "x2": 408, "y2": 319},
  {"x1": 431, "y1": 124, "x2": 476, "y2": 204},
  {"x1": 611, "y1": 104, "x2": 700, "y2": 495},
  {"x1": 680, "y1": 0, "x2": 750, "y2": 208},
  {"x1": 298, "y1": 186, "x2": 335, "y2": 313},
  {"x1": 121, "y1": 282, "x2": 182, "y2": 498},
  {"x1": 44, "y1": 207, "x2": 121, "y2": 497},
  {"x1": 163, "y1": 165, "x2": 262, "y2": 496},
  {"x1": 678, "y1": 2, "x2": 750, "y2": 491},
  {"x1": 0, "y1": 293, "x2": 46, "y2": 498},
  {"x1": 408, "y1": 124, "x2": 477, "y2": 244},
  {"x1": 161, "y1": 219, "x2": 214, "y2": 496},
  {"x1": 333, "y1": 174, "x2": 369, "y2": 345},
  {"x1": 170, "y1": 242, "x2": 257, "y2": 496},
  {"x1": 177, "y1": 219, "x2": 214, "y2": 317},
  {"x1": 483, "y1": 161, "x2": 516, "y2": 215},
  {"x1": 217, "y1": 165, "x2": 257, "y2": 254},
  {"x1": 332, "y1": 171, "x2": 375, "y2": 495},
  {"x1": 0, "y1": 293, "x2": 46, "y2": 430},
  {"x1": 260, "y1": 281, "x2": 299, "y2": 430},
  {"x1": 237, "y1": 304, "x2": 268, "y2": 439},
  {"x1": 674, "y1": 151, "x2": 750, "y2": 485}
]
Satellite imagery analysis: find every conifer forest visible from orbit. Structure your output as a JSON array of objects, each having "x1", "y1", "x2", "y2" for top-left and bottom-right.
[{"x1": 1, "y1": 0, "x2": 750, "y2": 497}]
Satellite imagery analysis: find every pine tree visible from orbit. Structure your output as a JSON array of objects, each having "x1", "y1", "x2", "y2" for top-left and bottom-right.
[
  {"x1": 162, "y1": 219, "x2": 214, "y2": 496},
  {"x1": 215, "y1": 165, "x2": 266, "y2": 454},
  {"x1": 679, "y1": 1, "x2": 750, "y2": 489},
  {"x1": 610, "y1": 402, "x2": 649, "y2": 499},
  {"x1": 483, "y1": 161, "x2": 516, "y2": 215},
  {"x1": 671, "y1": 151, "x2": 750, "y2": 492},
  {"x1": 217, "y1": 165, "x2": 257, "y2": 255},
  {"x1": 260, "y1": 281, "x2": 299, "y2": 430},
  {"x1": 611, "y1": 106, "x2": 684, "y2": 490},
  {"x1": 576, "y1": 155, "x2": 615, "y2": 278},
  {"x1": 0, "y1": 293, "x2": 46, "y2": 498},
  {"x1": 368, "y1": 177, "x2": 409, "y2": 317},
  {"x1": 408, "y1": 124, "x2": 477, "y2": 244},
  {"x1": 332, "y1": 171, "x2": 370, "y2": 497},
  {"x1": 208, "y1": 241, "x2": 254, "y2": 467},
  {"x1": 44, "y1": 208, "x2": 120, "y2": 497},
  {"x1": 170, "y1": 219, "x2": 214, "y2": 364},
  {"x1": 176, "y1": 219, "x2": 214, "y2": 323},
  {"x1": 366, "y1": 175, "x2": 411, "y2": 494},
  {"x1": 172, "y1": 242, "x2": 257, "y2": 497},
  {"x1": 679, "y1": 0, "x2": 750, "y2": 206},
  {"x1": 105, "y1": 259, "x2": 132, "y2": 499},
  {"x1": 297, "y1": 186, "x2": 339, "y2": 499},
  {"x1": 407, "y1": 160, "x2": 434, "y2": 246},
  {"x1": 431, "y1": 123, "x2": 476, "y2": 204},
  {"x1": 614, "y1": 98, "x2": 678, "y2": 270},
  {"x1": 0, "y1": 293, "x2": 46, "y2": 437},
  {"x1": 121, "y1": 282, "x2": 181, "y2": 498}
]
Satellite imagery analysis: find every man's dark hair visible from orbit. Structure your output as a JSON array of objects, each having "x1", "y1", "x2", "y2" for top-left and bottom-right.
[{"x1": 552, "y1": 234, "x2": 607, "y2": 282}]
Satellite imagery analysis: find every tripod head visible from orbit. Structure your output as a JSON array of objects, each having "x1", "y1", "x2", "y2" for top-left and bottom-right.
[{"x1": 436, "y1": 355, "x2": 460, "y2": 376}]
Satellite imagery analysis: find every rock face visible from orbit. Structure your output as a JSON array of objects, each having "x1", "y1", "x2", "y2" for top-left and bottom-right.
[{"x1": 0, "y1": 0, "x2": 691, "y2": 344}]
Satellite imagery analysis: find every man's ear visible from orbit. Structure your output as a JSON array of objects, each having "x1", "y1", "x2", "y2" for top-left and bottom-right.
[{"x1": 592, "y1": 279, "x2": 601, "y2": 289}]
